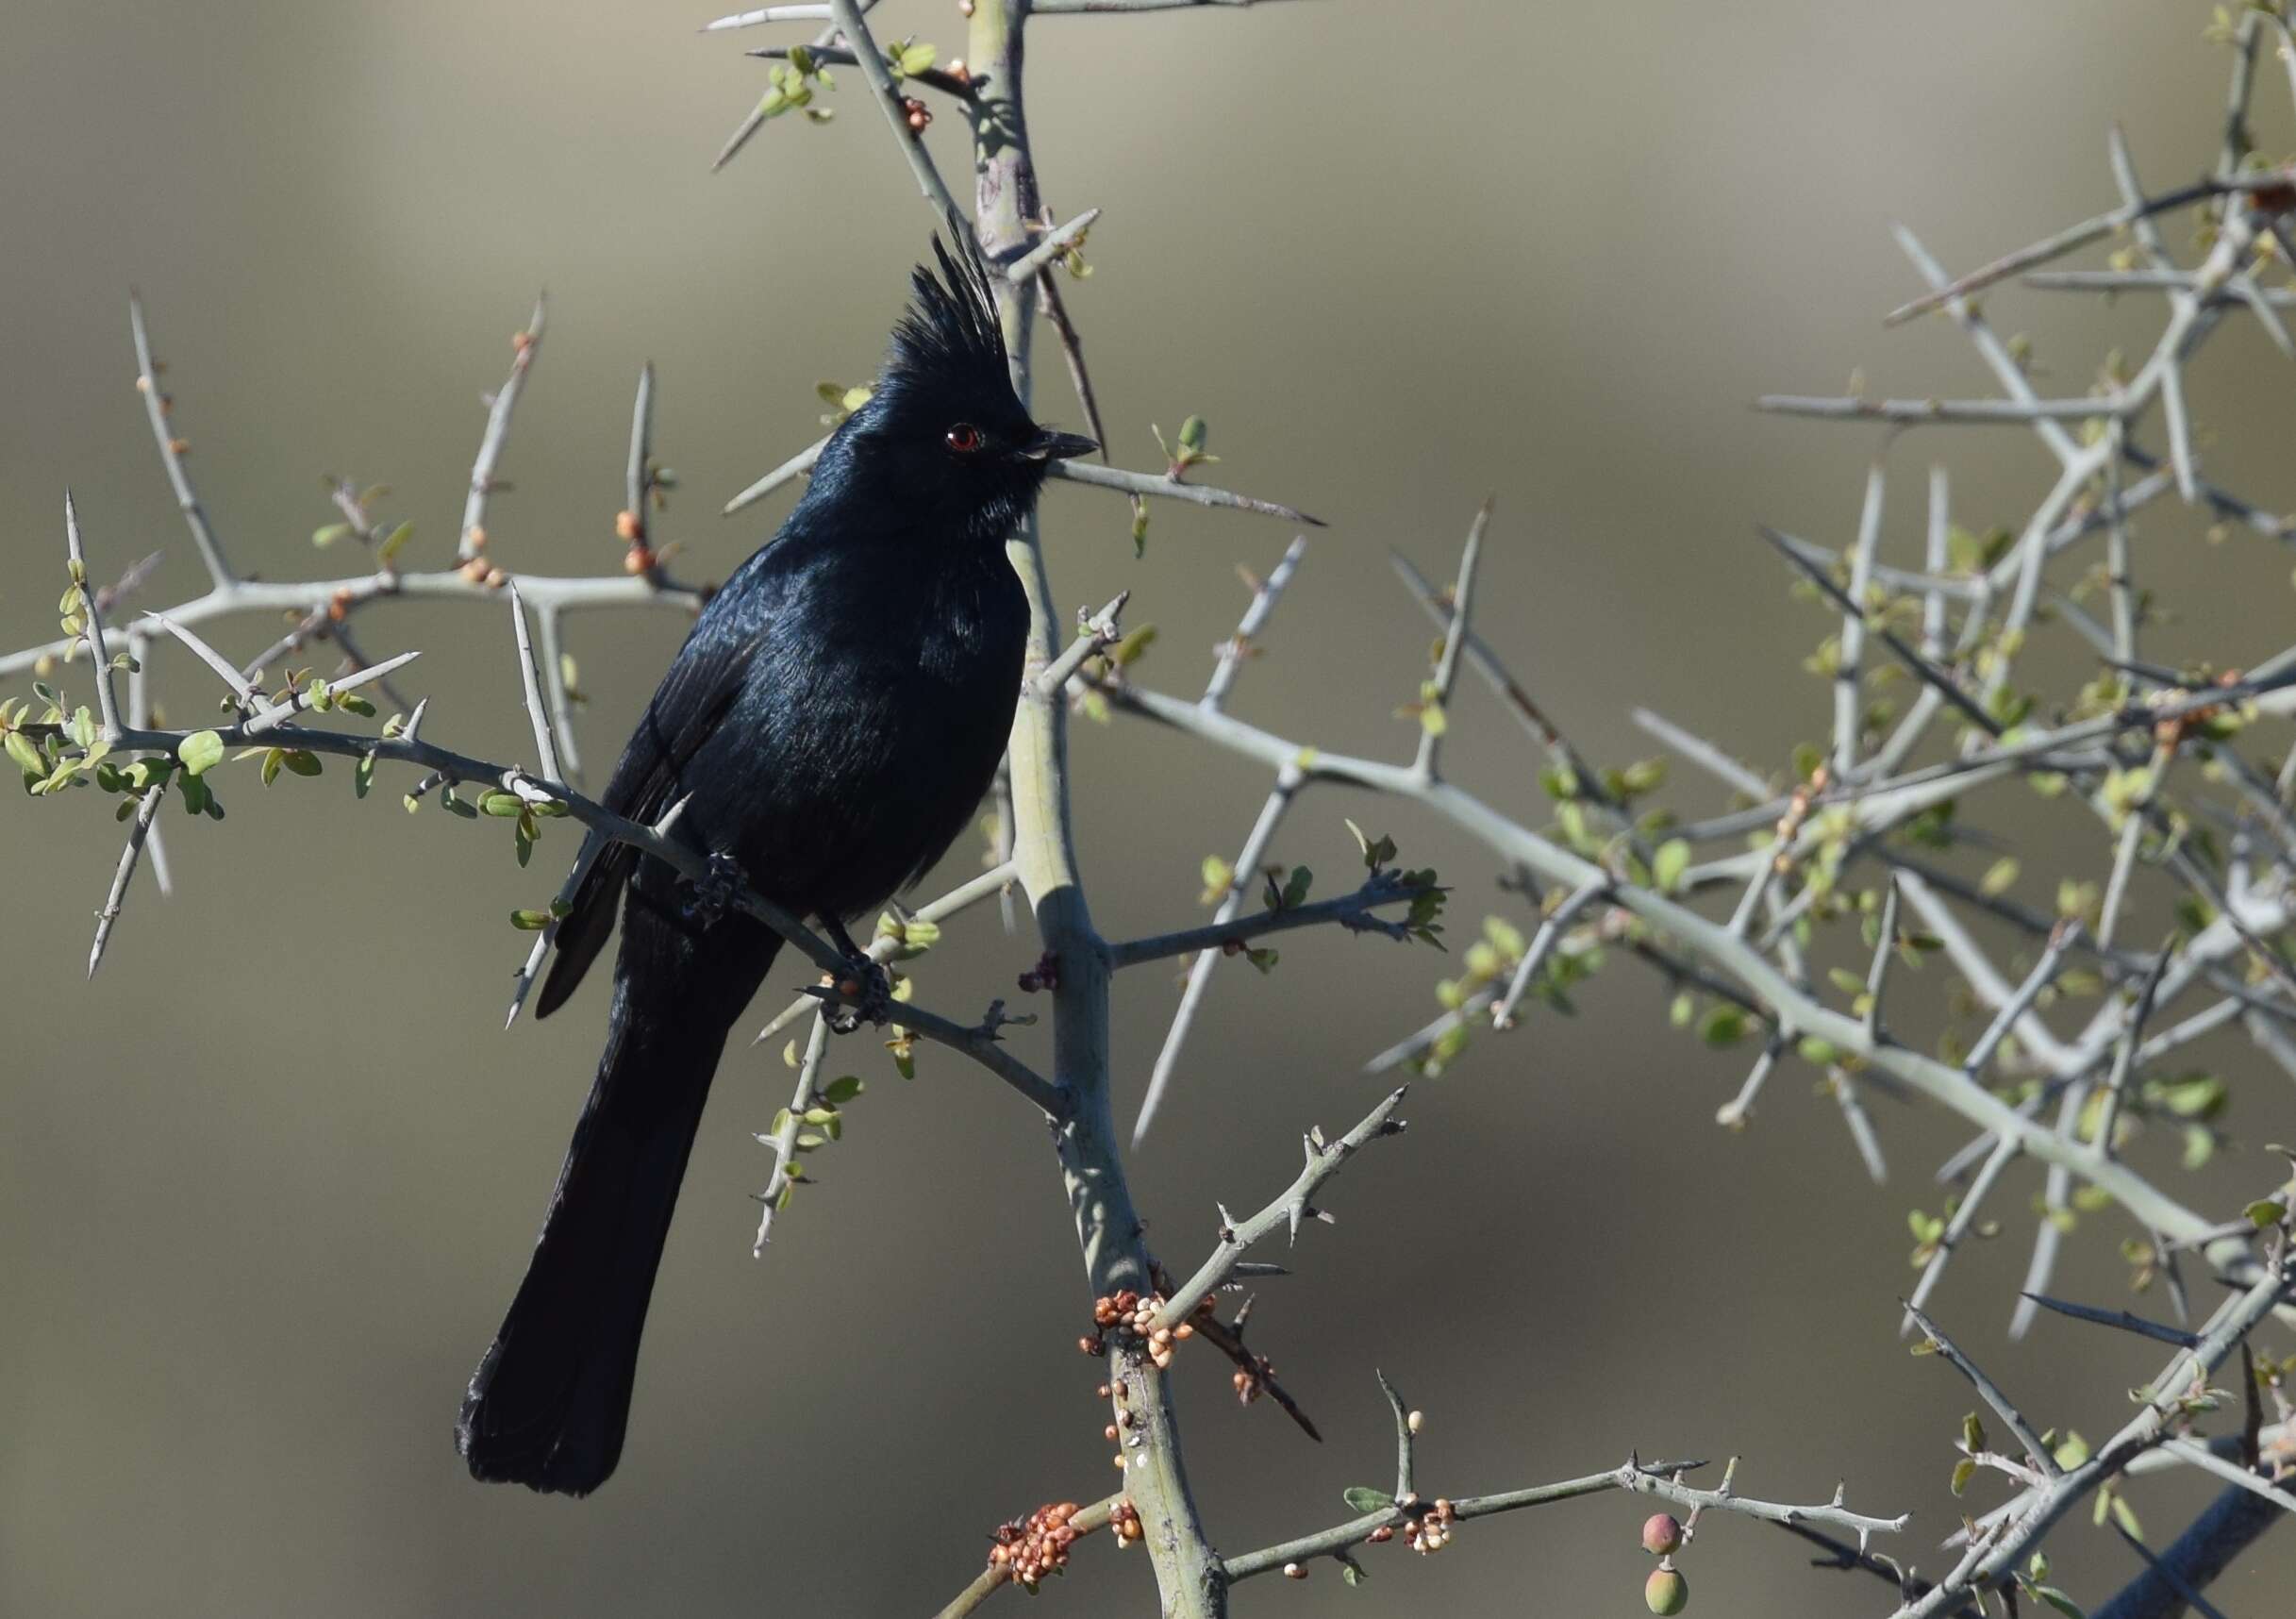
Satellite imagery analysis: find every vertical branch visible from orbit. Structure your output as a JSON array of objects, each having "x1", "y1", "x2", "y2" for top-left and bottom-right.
[
  {"x1": 124, "y1": 626, "x2": 170, "y2": 894},
  {"x1": 966, "y1": 2, "x2": 1223, "y2": 1611},
  {"x1": 1413, "y1": 500, "x2": 1489, "y2": 781},
  {"x1": 63, "y1": 492, "x2": 123, "y2": 740},
  {"x1": 507, "y1": 584, "x2": 564, "y2": 781},
  {"x1": 625, "y1": 360, "x2": 657, "y2": 551},
  {"x1": 1835, "y1": 456, "x2": 1887, "y2": 777},
  {"x1": 533, "y1": 604, "x2": 584, "y2": 788},
  {"x1": 2104, "y1": 419, "x2": 2138, "y2": 665}
]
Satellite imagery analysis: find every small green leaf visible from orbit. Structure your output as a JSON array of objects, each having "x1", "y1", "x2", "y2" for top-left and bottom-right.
[
  {"x1": 377, "y1": 521, "x2": 416, "y2": 567},
  {"x1": 1340, "y1": 1486, "x2": 1394, "y2": 1513},
  {"x1": 510, "y1": 910, "x2": 551, "y2": 930},
  {"x1": 177, "y1": 730, "x2": 225, "y2": 776},
  {"x1": 2029, "y1": 1586, "x2": 2086, "y2": 1619},
  {"x1": 2245, "y1": 1199, "x2": 2286, "y2": 1228},
  {"x1": 1652, "y1": 838, "x2": 1690, "y2": 893}
]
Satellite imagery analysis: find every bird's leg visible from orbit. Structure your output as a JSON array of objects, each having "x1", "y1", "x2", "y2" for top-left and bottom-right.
[
  {"x1": 682, "y1": 850, "x2": 747, "y2": 928},
  {"x1": 822, "y1": 914, "x2": 893, "y2": 1033}
]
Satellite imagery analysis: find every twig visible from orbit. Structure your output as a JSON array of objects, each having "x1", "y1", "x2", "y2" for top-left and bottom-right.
[
  {"x1": 754, "y1": 1010, "x2": 832, "y2": 1253},
  {"x1": 1222, "y1": 1452, "x2": 1905, "y2": 1585},
  {"x1": 1031, "y1": 592, "x2": 1130, "y2": 700},
  {"x1": 1003, "y1": 209, "x2": 1101, "y2": 282},
  {"x1": 1048, "y1": 458, "x2": 1320, "y2": 525},
  {"x1": 723, "y1": 434, "x2": 829, "y2": 516},
  {"x1": 1414, "y1": 499, "x2": 1489, "y2": 780},
  {"x1": 1156, "y1": 1087, "x2": 1408, "y2": 1327},
  {"x1": 1106, "y1": 871, "x2": 1438, "y2": 968},
  {"x1": 62, "y1": 492, "x2": 122, "y2": 739},
  {"x1": 459, "y1": 296, "x2": 546, "y2": 562},
  {"x1": 1902, "y1": 1301, "x2": 2060, "y2": 1477},
  {"x1": 1202, "y1": 537, "x2": 1306, "y2": 714},
  {"x1": 1879, "y1": 172, "x2": 2275, "y2": 325},
  {"x1": 828, "y1": 0, "x2": 968, "y2": 225},
  {"x1": 128, "y1": 294, "x2": 234, "y2": 587},
  {"x1": 1131, "y1": 766, "x2": 1302, "y2": 1145}
]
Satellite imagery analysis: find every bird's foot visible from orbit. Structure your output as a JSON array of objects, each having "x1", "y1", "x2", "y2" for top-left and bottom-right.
[
  {"x1": 682, "y1": 851, "x2": 746, "y2": 928},
  {"x1": 821, "y1": 916, "x2": 893, "y2": 1033},
  {"x1": 824, "y1": 954, "x2": 893, "y2": 1034}
]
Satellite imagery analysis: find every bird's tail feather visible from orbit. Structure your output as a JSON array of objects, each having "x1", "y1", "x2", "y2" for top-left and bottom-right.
[{"x1": 458, "y1": 897, "x2": 780, "y2": 1495}]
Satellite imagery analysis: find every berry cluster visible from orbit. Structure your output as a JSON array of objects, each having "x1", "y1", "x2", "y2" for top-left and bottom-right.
[
  {"x1": 1079, "y1": 1290, "x2": 1197, "y2": 1368},
  {"x1": 984, "y1": 1498, "x2": 1141, "y2": 1592},
  {"x1": 988, "y1": 1502, "x2": 1083, "y2": 1590},
  {"x1": 456, "y1": 553, "x2": 510, "y2": 591},
  {"x1": 1400, "y1": 1494, "x2": 1457, "y2": 1555},
  {"x1": 613, "y1": 509, "x2": 656, "y2": 576}
]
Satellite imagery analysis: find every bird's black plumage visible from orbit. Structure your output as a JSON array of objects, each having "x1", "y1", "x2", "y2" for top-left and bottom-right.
[{"x1": 457, "y1": 228, "x2": 1093, "y2": 1495}]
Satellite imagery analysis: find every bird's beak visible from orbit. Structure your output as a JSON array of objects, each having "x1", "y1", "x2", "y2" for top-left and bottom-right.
[{"x1": 1020, "y1": 428, "x2": 1098, "y2": 462}]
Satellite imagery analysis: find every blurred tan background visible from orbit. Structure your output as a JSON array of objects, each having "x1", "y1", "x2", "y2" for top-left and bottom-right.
[{"x1": 4, "y1": 1, "x2": 2294, "y2": 1614}]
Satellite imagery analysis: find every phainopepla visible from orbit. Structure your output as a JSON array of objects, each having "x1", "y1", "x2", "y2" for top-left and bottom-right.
[{"x1": 457, "y1": 227, "x2": 1094, "y2": 1495}]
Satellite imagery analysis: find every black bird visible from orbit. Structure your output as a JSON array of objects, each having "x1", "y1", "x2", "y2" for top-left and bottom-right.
[{"x1": 457, "y1": 228, "x2": 1094, "y2": 1495}]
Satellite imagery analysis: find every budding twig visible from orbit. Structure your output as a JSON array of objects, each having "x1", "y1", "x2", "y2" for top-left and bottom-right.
[{"x1": 460, "y1": 295, "x2": 545, "y2": 563}]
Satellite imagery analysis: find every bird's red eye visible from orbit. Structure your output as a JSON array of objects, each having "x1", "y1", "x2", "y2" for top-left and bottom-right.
[{"x1": 944, "y1": 423, "x2": 984, "y2": 453}]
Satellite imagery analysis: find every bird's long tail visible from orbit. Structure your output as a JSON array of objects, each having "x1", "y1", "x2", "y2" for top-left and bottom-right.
[{"x1": 458, "y1": 892, "x2": 781, "y2": 1494}]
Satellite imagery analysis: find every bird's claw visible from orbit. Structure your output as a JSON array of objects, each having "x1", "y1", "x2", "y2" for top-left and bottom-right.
[
  {"x1": 683, "y1": 851, "x2": 746, "y2": 928},
  {"x1": 825, "y1": 953, "x2": 894, "y2": 1034}
]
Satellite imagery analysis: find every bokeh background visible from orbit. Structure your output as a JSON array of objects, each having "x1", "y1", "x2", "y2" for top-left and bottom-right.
[{"x1": 4, "y1": 2, "x2": 2293, "y2": 1614}]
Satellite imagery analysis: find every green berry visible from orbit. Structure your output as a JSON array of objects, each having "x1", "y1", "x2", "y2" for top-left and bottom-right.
[{"x1": 1645, "y1": 1565, "x2": 1689, "y2": 1615}]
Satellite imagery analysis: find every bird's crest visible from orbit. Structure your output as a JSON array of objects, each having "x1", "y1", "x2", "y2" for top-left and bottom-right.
[{"x1": 889, "y1": 216, "x2": 1009, "y2": 387}]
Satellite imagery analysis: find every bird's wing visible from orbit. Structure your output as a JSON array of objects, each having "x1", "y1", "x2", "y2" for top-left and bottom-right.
[{"x1": 533, "y1": 607, "x2": 771, "y2": 1018}]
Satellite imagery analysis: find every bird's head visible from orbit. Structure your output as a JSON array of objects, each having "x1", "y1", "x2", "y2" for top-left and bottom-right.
[{"x1": 816, "y1": 225, "x2": 1096, "y2": 546}]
